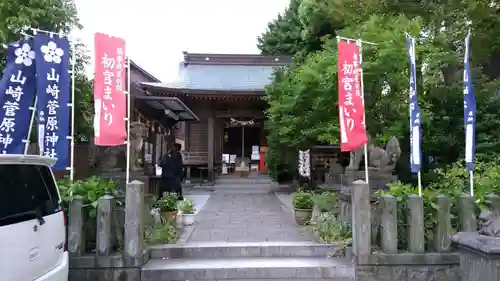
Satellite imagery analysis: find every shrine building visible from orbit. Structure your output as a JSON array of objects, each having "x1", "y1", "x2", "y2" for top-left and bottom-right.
[{"x1": 140, "y1": 52, "x2": 292, "y2": 181}]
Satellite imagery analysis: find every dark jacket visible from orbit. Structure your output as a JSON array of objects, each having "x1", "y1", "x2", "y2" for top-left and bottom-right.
[{"x1": 159, "y1": 151, "x2": 183, "y2": 179}]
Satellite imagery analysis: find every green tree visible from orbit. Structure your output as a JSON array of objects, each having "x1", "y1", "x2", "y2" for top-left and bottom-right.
[
  {"x1": 0, "y1": 0, "x2": 94, "y2": 142},
  {"x1": 257, "y1": 0, "x2": 306, "y2": 55},
  {"x1": 260, "y1": 0, "x2": 500, "y2": 182}
]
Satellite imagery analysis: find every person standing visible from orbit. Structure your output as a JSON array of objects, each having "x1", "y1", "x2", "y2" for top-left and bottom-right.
[
  {"x1": 159, "y1": 143, "x2": 184, "y2": 200},
  {"x1": 171, "y1": 143, "x2": 184, "y2": 200}
]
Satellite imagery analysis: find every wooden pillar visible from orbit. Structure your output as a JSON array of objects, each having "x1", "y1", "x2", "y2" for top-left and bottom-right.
[
  {"x1": 208, "y1": 115, "x2": 215, "y2": 181},
  {"x1": 185, "y1": 122, "x2": 190, "y2": 151},
  {"x1": 151, "y1": 123, "x2": 158, "y2": 168}
]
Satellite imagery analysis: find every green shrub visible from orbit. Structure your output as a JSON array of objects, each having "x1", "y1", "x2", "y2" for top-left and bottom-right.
[
  {"x1": 144, "y1": 218, "x2": 179, "y2": 244},
  {"x1": 309, "y1": 213, "x2": 352, "y2": 257},
  {"x1": 292, "y1": 190, "x2": 314, "y2": 210},
  {"x1": 314, "y1": 191, "x2": 339, "y2": 212},
  {"x1": 179, "y1": 199, "x2": 196, "y2": 214},
  {"x1": 378, "y1": 157, "x2": 500, "y2": 251},
  {"x1": 57, "y1": 176, "x2": 120, "y2": 218},
  {"x1": 157, "y1": 192, "x2": 178, "y2": 212}
]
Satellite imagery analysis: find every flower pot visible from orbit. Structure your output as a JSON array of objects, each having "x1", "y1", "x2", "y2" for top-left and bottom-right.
[
  {"x1": 161, "y1": 210, "x2": 178, "y2": 223},
  {"x1": 176, "y1": 212, "x2": 184, "y2": 228},
  {"x1": 182, "y1": 213, "x2": 196, "y2": 226},
  {"x1": 294, "y1": 209, "x2": 313, "y2": 225}
]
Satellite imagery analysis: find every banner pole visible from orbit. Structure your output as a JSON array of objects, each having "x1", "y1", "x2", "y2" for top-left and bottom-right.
[
  {"x1": 417, "y1": 171, "x2": 422, "y2": 196},
  {"x1": 356, "y1": 39, "x2": 370, "y2": 184},
  {"x1": 467, "y1": 168, "x2": 474, "y2": 197},
  {"x1": 68, "y1": 41, "x2": 76, "y2": 181},
  {"x1": 125, "y1": 57, "x2": 131, "y2": 184},
  {"x1": 23, "y1": 96, "x2": 37, "y2": 155},
  {"x1": 414, "y1": 39, "x2": 422, "y2": 197}
]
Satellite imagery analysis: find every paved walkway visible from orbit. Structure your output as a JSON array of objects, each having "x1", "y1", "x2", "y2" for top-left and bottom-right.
[{"x1": 186, "y1": 193, "x2": 312, "y2": 243}]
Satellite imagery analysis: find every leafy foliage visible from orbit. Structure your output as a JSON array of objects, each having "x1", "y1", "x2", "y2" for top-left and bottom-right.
[
  {"x1": 292, "y1": 189, "x2": 314, "y2": 210},
  {"x1": 378, "y1": 156, "x2": 500, "y2": 250},
  {"x1": 309, "y1": 213, "x2": 352, "y2": 256},
  {"x1": 144, "y1": 219, "x2": 179, "y2": 245},
  {"x1": 179, "y1": 199, "x2": 196, "y2": 214},
  {"x1": 314, "y1": 191, "x2": 339, "y2": 212},
  {"x1": 0, "y1": 0, "x2": 94, "y2": 142},
  {"x1": 157, "y1": 192, "x2": 179, "y2": 212},
  {"x1": 259, "y1": 0, "x2": 500, "y2": 181},
  {"x1": 257, "y1": 0, "x2": 308, "y2": 55},
  {"x1": 57, "y1": 176, "x2": 120, "y2": 218}
]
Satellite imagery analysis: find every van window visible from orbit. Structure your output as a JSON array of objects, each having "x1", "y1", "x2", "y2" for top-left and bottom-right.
[{"x1": 0, "y1": 164, "x2": 61, "y2": 227}]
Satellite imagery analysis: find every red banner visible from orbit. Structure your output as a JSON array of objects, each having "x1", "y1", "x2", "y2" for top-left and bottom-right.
[
  {"x1": 337, "y1": 40, "x2": 368, "y2": 151},
  {"x1": 93, "y1": 33, "x2": 127, "y2": 146}
]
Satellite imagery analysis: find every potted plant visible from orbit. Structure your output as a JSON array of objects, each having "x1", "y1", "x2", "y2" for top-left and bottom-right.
[
  {"x1": 157, "y1": 192, "x2": 178, "y2": 222},
  {"x1": 179, "y1": 199, "x2": 196, "y2": 226},
  {"x1": 292, "y1": 190, "x2": 314, "y2": 225}
]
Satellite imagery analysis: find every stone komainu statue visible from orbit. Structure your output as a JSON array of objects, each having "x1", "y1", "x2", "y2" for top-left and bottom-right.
[
  {"x1": 368, "y1": 137, "x2": 402, "y2": 172},
  {"x1": 93, "y1": 122, "x2": 146, "y2": 172},
  {"x1": 479, "y1": 210, "x2": 500, "y2": 237},
  {"x1": 346, "y1": 137, "x2": 401, "y2": 172}
]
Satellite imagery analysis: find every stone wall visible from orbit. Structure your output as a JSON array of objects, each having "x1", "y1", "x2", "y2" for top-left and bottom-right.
[
  {"x1": 69, "y1": 253, "x2": 148, "y2": 281},
  {"x1": 355, "y1": 253, "x2": 459, "y2": 281}
]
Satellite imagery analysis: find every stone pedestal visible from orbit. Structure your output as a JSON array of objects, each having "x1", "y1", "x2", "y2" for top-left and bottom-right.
[
  {"x1": 341, "y1": 168, "x2": 396, "y2": 190},
  {"x1": 452, "y1": 232, "x2": 500, "y2": 281}
]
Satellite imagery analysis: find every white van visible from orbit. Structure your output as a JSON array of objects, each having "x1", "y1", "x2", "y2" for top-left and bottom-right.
[{"x1": 0, "y1": 155, "x2": 68, "y2": 281}]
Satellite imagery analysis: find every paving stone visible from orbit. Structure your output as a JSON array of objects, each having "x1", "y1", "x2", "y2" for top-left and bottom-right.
[{"x1": 186, "y1": 192, "x2": 312, "y2": 243}]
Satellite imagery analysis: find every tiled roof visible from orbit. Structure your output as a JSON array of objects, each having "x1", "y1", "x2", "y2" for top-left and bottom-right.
[
  {"x1": 141, "y1": 53, "x2": 291, "y2": 92},
  {"x1": 143, "y1": 64, "x2": 279, "y2": 92}
]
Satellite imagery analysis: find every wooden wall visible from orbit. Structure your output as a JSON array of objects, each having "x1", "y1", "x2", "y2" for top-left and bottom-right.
[{"x1": 183, "y1": 98, "x2": 266, "y2": 165}]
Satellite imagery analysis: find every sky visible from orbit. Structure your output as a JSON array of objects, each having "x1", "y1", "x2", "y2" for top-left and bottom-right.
[{"x1": 72, "y1": 0, "x2": 290, "y2": 82}]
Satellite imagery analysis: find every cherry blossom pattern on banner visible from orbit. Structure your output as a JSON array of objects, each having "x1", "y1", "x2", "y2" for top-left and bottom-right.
[
  {"x1": 34, "y1": 33, "x2": 70, "y2": 170},
  {"x1": 0, "y1": 40, "x2": 37, "y2": 154}
]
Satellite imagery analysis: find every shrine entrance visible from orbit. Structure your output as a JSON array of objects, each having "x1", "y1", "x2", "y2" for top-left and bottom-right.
[{"x1": 221, "y1": 117, "x2": 265, "y2": 174}]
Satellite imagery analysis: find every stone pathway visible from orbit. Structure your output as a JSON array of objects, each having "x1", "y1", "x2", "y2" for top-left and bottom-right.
[{"x1": 186, "y1": 193, "x2": 312, "y2": 243}]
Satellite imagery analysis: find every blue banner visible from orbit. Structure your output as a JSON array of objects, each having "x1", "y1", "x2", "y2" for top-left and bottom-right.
[
  {"x1": 0, "y1": 40, "x2": 37, "y2": 154},
  {"x1": 406, "y1": 34, "x2": 422, "y2": 173},
  {"x1": 34, "y1": 34, "x2": 70, "y2": 170},
  {"x1": 464, "y1": 30, "x2": 475, "y2": 171}
]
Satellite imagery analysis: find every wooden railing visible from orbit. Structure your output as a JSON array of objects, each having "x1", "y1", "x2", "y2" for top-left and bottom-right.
[{"x1": 181, "y1": 151, "x2": 208, "y2": 165}]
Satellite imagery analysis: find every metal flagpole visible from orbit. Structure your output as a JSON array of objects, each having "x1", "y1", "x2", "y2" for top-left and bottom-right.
[
  {"x1": 463, "y1": 29, "x2": 475, "y2": 197},
  {"x1": 18, "y1": 32, "x2": 36, "y2": 155},
  {"x1": 414, "y1": 38, "x2": 423, "y2": 197},
  {"x1": 415, "y1": 172, "x2": 422, "y2": 194},
  {"x1": 21, "y1": 27, "x2": 76, "y2": 174},
  {"x1": 405, "y1": 33, "x2": 423, "y2": 196},
  {"x1": 356, "y1": 39, "x2": 370, "y2": 184},
  {"x1": 125, "y1": 57, "x2": 131, "y2": 184},
  {"x1": 67, "y1": 40, "x2": 76, "y2": 181},
  {"x1": 23, "y1": 96, "x2": 37, "y2": 154},
  {"x1": 469, "y1": 171, "x2": 474, "y2": 196}
]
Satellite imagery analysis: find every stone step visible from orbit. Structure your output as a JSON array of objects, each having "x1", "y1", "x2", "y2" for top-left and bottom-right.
[
  {"x1": 141, "y1": 256, "x2": 355, "y2": 280},
  {"x1": 213, "y1": 183, "x2": 274, "y2": 188},
  {"x1": 216, "y1": 177, "x2": 273, "y2": 184},
  {"x1": 191, "y1": 279, "x2": 353, "y2": 281},
  {"x1": 193, "y1": 184, "x2": 278, "y2": 193},
  {"x1": 149, "y1": 242, "x2": 339, "y2": 259}
]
